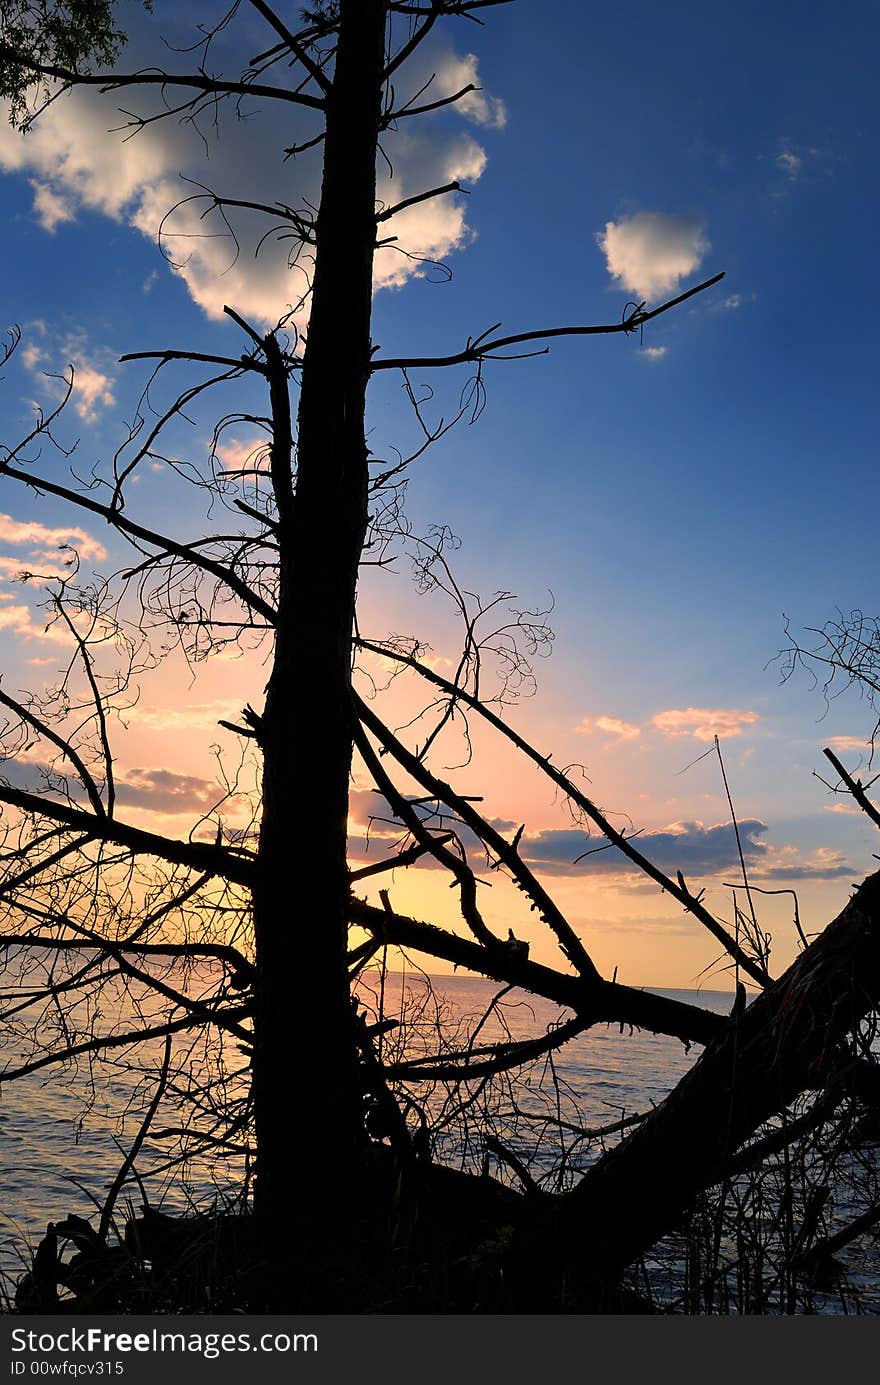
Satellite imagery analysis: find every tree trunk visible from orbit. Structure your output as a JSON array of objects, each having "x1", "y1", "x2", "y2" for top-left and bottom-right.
[
  {"x1": 540, "y1": 870, "x2": 880, "y2": 1301},
  {"x1": 250, "y1": 0, "x2": 387, "y2": 1266}
]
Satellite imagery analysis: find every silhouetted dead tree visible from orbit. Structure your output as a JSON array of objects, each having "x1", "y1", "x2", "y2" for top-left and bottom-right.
[{"x1": 1, "y1": 1, "x2": 879, "y2": 1311}]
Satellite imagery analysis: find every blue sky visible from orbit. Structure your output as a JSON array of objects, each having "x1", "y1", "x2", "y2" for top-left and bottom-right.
[{"x1": 0, "y1": 1, "x2": 878, "y2": 984}]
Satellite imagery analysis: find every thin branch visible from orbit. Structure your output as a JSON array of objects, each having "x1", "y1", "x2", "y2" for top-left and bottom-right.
[
  {"x1": 52, "y1": 598, "x2": 115, "y2": 818},
  {"x1": 0, "y1": 784, "x2": 254, "y2": 886},
  {"x1": 375, "y1": 180, "x2": 462, "y2": 224},
  {"x1": 0, "y1": 1008, "x2": 250, "y2": 1084},
  {"x1": 0, "y1": 684, "x2": 106, "y2": 818},
  {"x1": 356, "y1": 638, "x2": 770, "y2": 987},
  {"x1": 384, "y1": 83, "x2": 476, "y2": 123},
  {"x1": 354, "y1": 717, "x2": 501, "y2": 947},
  {"x1": 0, "y1": 932, "x2": 253, "y2": 978},
  {"x1": 244, "y1": 0, "x2": 333, "y2": 95},
  {"x1": 349, "y1": 897, "x2": 726, "y2": 1047},
  {"x1": 0, "y1": 460, "x2": 277, "y2": 625},
  {"x1": 118, "y1": 349, "x2": 269, "y2": 376},
  {"x1": 1, "y1": 53, "x2": 326, "y2": 110},
  {"x1": 98, "y1": 1033, "x2": 173, "y2": 1242},
  {"x1": 823, "y1": 746, "x2": 880, "y2": 831},
  {"x1": 349, "y1": 831, "x2": 455, "y2": 881},
  {"x1": 371, "y1": 272, "x2": 726, "y2": 371},
  {"x1": 384, "y1": 1013, "x2": 589, "y2": 1081}
]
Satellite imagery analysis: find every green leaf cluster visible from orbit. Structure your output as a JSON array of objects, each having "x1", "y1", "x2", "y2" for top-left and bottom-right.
[{"x1": 0, "y1": 1, "x2": 150, "y2": 127}]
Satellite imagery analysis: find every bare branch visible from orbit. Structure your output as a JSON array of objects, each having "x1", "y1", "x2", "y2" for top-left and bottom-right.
[
  {"x1": 0, "y1": 784, "x2": 254, "y2": 885},
  {"x1": 823, "y1": 746, "x2": 880, "y2": 831},
  {"x1": 371, "y1": 272, "x2": 726, "y2": 371}
]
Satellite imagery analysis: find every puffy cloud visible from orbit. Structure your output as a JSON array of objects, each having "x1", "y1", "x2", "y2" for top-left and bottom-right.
[
  {"x1": 373, "y1": 132, "x2": 488, "y2": 291},
  {"x1": 597, "y1": 211, "x2": 709, "y2": 302},
  {"x1": 642, "y1": 345, "x2": 667, "y2": 360},
  {"x1": 651, "y1": 706, "x2": 760, "y2": 742},
  {"x1": 429, "y1": 51, "x2": 507, "y2": 129},
  {"x1": 520, "y1": 820, "x2": 852, "y2": 882},
  {"x1": 575, "y1": 714, "x2": 641, "y2": 742},
  {"x1": 0, "y1": 29, "x2": 502, "y2": 326}
]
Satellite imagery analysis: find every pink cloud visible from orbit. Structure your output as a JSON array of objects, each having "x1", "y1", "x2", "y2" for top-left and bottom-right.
[{"x1": 651, "y1": 706, "x2": 760, "y2": 742}]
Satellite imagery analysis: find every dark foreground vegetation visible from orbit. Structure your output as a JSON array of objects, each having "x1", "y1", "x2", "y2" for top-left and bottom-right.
[{"x1": 1, "y1": 1, "x2": 879, "y2": 1313}]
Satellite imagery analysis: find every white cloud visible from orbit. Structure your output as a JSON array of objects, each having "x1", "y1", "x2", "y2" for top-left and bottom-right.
[
  {"x1": 597, "y1": 211, "x2": 709, "y2": 302},
  {"x1": 642, "y1": 345, "x2": 667, "y2": 360},
  {"x1": 0, "y1": 34, "x2": 503, "y2": 327},
  {"x1": 651, "y1": 706, "x2": 760, "y2": 742},
  {"x1": 30, "y1": 180, "x2": 76, "y2": 232}
]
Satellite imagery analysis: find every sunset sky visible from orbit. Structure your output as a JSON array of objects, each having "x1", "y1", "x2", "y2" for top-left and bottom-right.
[{"x1": 0, "y1": 0, "x2": 878, "y2": 987}]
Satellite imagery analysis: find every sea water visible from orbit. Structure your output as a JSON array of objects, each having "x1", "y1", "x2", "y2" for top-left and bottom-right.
[{"x1": 0, "y1": 974, "x2": 876, "y2": 1311}]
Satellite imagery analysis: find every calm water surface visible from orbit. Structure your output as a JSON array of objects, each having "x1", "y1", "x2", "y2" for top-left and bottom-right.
[{"x1": 1, "y1": 974, "x2": 876, "y2": 1310}]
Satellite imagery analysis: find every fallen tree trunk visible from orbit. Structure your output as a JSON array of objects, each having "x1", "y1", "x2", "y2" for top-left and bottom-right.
[{"x1": 551, "y1": 870, "x2": 880, "y2": 1293}]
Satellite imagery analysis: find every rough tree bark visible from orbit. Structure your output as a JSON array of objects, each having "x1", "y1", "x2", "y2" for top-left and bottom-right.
[{"x1": 251, "y1": 0, "x2": 386, "y2": 1246}]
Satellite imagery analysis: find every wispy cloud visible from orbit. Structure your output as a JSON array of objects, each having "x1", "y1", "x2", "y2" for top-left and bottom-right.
[
  {"x1": 575, "y1": 714, "x2": 641, "y2": 742},
  {"x1": 597, "y1": 210, "x2": 709, "y2": 302},
  {"x1": 114, "y1": 767, "x2": 244, "y2": 816},
  {"x1": 641, "y1": 345, "x2": 667, "y2": 360},
  {"x1": 136, "y1": 702, "x2": 243, "y2": 732},
  {"x1": 0, "y1": 514, "x2": 107, "y2": 563},
  {"x1": 776, "y1": 148, "x2": 802, "y2": 180},
  {"x1": 771, "y1": 141, "x2": 823, "y2": 195},
  {"x1": 651, "y1": 706, "x2": 760, "y2": 742},
  {"x1": 20, "y1": 324, "x2": 117, "y2": 424}
]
